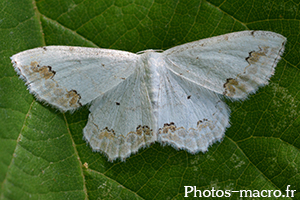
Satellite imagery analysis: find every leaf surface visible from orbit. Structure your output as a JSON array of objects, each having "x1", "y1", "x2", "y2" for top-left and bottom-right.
[{"x1": 1, "y1": 0, "x2": 299, "y2": 199}]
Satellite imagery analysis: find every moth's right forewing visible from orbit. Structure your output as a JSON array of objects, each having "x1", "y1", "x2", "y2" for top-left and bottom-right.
[{"x1": 163, "y1": 31, "x2": 286, "y2": 99}]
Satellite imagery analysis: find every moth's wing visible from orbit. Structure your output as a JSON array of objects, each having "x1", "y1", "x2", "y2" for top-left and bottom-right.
[
  {"x1": 156, "y1": 66, "x2": 230, "y2": 153},
  {"x1": 83, "y1": 63, "x2": 156, "y2": 161},
  {"x1": 11, "y1": 46, "x2": 138, "y2": 111},
  {"x1": 163, "y1": 31, "x2": 286, "y2": 99}
]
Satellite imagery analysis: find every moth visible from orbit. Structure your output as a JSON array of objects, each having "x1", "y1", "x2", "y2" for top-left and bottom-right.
[{"x1": 11, "y1": 31, "x2": 286, "y2": 161}]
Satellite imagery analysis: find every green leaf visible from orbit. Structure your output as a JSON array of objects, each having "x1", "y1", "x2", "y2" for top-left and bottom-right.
[{"x1": 1, "y1": 0, "x2": 299, "y2": 199}]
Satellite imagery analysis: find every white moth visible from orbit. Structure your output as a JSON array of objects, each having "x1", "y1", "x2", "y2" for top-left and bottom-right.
[{"x1": 11, "y1": 31, "x2": 286, "y2": 161}]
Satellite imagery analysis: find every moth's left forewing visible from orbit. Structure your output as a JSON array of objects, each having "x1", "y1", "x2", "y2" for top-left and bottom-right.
[
  {"x1": 163, "y1": 31, "x2": 286, "y2": 99},
  {"x1": 11, "y1": 46, "x2": 138, "y2": 111}
]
